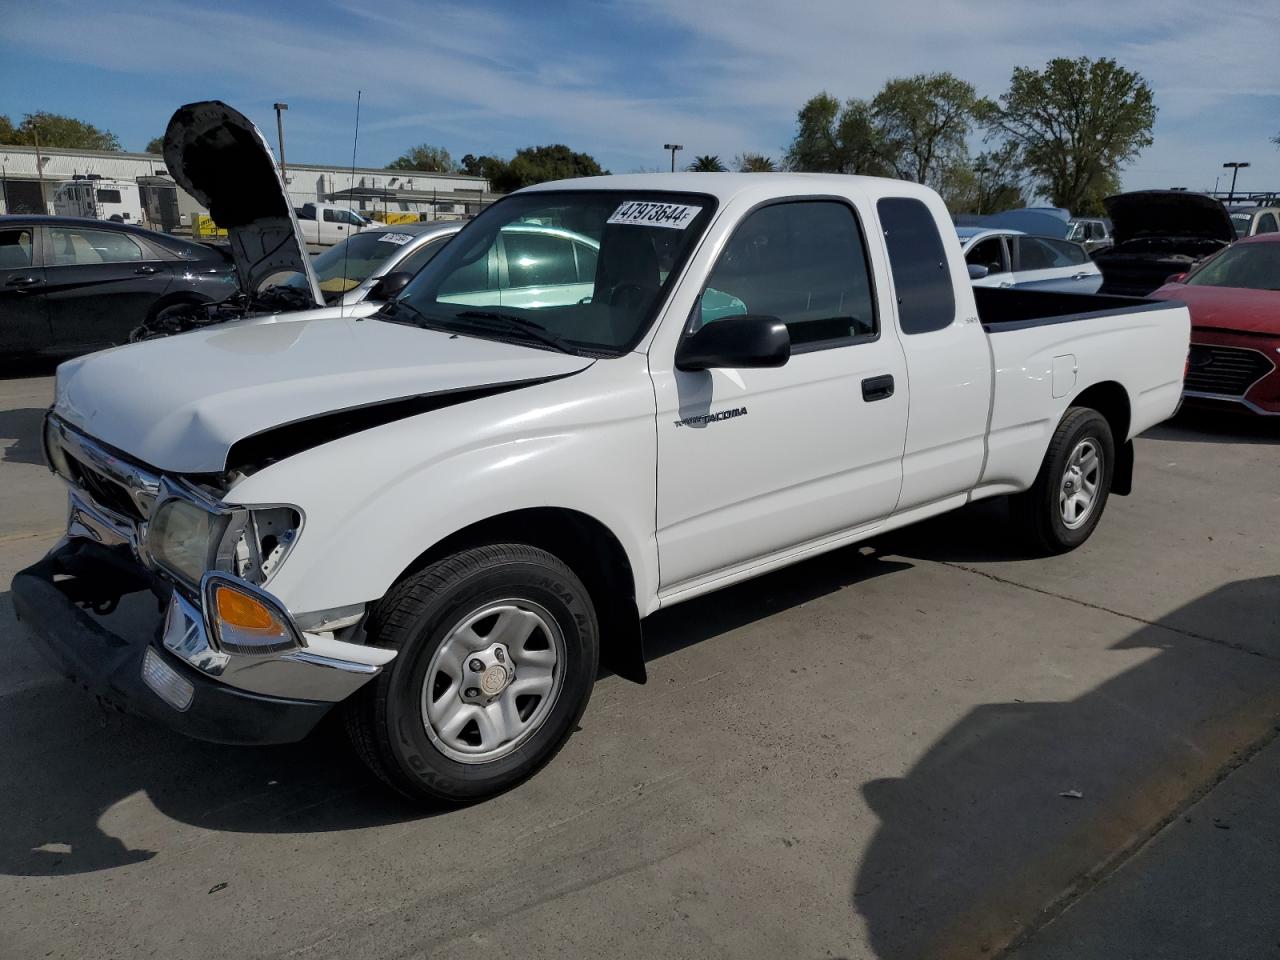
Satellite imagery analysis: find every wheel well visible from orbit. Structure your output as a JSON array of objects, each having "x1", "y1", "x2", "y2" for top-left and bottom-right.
[
  {"x1": 399, "y1": 508, "x2": 647, "y2": 683},
  {"x1": 146, "y1": 291, "x2": 211, "y2": 321},
  {"x1": 1071, "y1": 381, "x2": 1130, "y2": 443},
  {"x1": 1070, "y1": 380, "x2": 1134, "y2": 495}
]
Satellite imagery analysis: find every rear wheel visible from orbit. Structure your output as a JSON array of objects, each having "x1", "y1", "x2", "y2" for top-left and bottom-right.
[
  {"x1": 1010, "y1": 406, "x2": 1115, "y2": 554},
  {"x1": 346, "y1": 543, "x2": 599, "y2": 802}
]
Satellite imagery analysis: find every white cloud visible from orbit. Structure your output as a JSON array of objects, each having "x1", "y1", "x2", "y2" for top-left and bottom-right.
[{"x1": 3, "y1": 0, "x2": 1277, "y2": 188}]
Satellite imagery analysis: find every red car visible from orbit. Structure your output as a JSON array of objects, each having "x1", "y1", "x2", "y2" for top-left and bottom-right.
[{"x1": 1150, "y1": 233, "x2": 1280, "y2": 416}]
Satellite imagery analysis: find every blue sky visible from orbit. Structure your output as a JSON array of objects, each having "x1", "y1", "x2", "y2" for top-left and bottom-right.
[{"x1": 2, "y1": 0, "x2": 1278, "y2": 194}]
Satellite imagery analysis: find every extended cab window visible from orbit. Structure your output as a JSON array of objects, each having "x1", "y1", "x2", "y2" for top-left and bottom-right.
[
  {"x1": 877, "y1": 197, "x2": 955, "y2": 335},
  {"x1": 698, "y1": 200, "x2": 876, "y2": 349}
]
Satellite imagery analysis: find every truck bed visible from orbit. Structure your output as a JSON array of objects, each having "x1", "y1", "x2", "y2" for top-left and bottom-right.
[{"x1": 974, "y1": 287, "x2": 1182, "y2": 332}]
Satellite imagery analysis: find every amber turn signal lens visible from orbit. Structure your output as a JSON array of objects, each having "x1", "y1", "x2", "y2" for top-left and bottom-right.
[{"x1": 214, "y1": 584, "x2": 278, "y2": 633}]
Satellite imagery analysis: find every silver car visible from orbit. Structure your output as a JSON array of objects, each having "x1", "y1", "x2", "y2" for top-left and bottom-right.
[{"x1": 311, "y1": 222, "x2": 465, "y2": 306}]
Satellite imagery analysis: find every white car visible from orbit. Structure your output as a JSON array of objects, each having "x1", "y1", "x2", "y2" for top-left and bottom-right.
[
  {"x1": 16, "y1": 122, "x2": 1190, "y2": 802},
  {"x1": 959, "y1": 227, "x2": 1102, "y2": 293}
]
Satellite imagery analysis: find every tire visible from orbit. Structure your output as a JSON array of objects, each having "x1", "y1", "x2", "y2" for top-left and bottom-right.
[
  {"x1": 345, "y1": 543, "x2": 599, "y2": 803},
  {"x1": 1010, "y1": 406, "x2": 1115, "y2": 554}
]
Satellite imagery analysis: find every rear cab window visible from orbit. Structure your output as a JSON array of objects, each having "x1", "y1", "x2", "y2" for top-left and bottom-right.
[{"x1": 877, "y1": 197, "x2": 956, "y2": 334}]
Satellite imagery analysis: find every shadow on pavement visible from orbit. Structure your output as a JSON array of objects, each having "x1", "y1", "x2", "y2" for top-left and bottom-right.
[
  {"x1": 0, "y1": 543, "x2": 913, "y2": 878},
  {"x1": 1143, "y1": 406, "x2": 1280, "y2": 445},
  {"x1": 0, "y1": 407, "x2": 48, "y2": 466},
  {"x1": 852, "y1": 576, "x2": 1280, "y2": 959}
]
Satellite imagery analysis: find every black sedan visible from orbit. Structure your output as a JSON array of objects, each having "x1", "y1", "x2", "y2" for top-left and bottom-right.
[{"x1": 0, "y1": 215, "x2": 238, "y2": 359}]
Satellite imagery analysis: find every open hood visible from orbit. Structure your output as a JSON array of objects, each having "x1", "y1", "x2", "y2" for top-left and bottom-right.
[
  {"x1": 164, "y1": 100, "x2": 322, "y2": 306},
  {"x1": 1104, "y1": 191, "x2": 1235, "y2": 246}
]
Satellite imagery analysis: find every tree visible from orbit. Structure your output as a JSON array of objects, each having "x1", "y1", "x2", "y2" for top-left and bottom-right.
[
  {"x1": 490, "y1": 144, "x2": 606, "y2": 193},
  {"x1": 386, "y1": 143, "x2": 455, "y2": 173},
  {"x1": 3, "y1": 112, "x2": 122, "y2": 151},
  {"x1": 735, "y1": 152, "x2": 776, "y2": 172},
  {"x1": 872, "y1": 73, "x2": 977, "y2": 185},
  {"x1": 459, "y1": 153, "x2": 508, "y2": 182},
  {"x1": 935, "y1": 143, "x2": 1026, "y2": 214},
  {"x1": 979, "y1": 57, "x2": 1155, "y2": 212},
  {"x1": 687, "y1": 154, "x2": 727, "y2": 172},
  {"x1": 784, "y1": 93, "x2": 890, "y2": 175},
  {"x1": 145, "y1": 136, "x2": 165, "y2": 154}
]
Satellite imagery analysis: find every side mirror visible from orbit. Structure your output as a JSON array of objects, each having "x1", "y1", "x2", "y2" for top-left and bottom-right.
[
  {"x1": 1165, "y1": 272, "x2": 1188, "y2": 284},
  {"x1": 368, "y1": 271, "x2": 414, "y2": 301},
  {"x1": 676, "y1": 314, "x2": 790, "y2": 372},
  {"x1": 967, "y1": 263, "x2": 990, "y2": 280}
]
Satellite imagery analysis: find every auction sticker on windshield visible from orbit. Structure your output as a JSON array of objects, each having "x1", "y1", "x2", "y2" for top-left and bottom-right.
[
  {"x1": 608, "y1": 201, "x2": 702, "y2": 230},
  {"x1": 377, "y1": 233, "x2": 415, "y2": 245}
]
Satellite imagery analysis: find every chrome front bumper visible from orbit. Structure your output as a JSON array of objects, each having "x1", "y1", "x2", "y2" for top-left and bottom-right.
[{"x1": 47, "y1": 484, "x2": 391, "y2": 707}]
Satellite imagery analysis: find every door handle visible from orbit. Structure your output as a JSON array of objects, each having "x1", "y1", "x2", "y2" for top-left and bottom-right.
[
  {"x1": 4, "y1": 275, "x2": 42, "y2": 289},
  {"x1": 135, "y1": 265, "x2": 160, "y2": 275},
  {"x1": 861, "y1": 374, "x2": 895, "y2": 402},
  {"x1": 1071, "y1": 272, "x2": 1090, "y2": 280}
]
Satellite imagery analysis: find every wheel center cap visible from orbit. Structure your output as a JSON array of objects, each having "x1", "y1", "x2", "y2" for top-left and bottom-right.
[{"x1": 480, "y1": 664, "x2": 509, "y2": 696}]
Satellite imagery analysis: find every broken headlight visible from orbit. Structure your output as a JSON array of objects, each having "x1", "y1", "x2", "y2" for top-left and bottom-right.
[{"x1": 147, "y1": 480, "x2": 302, "y2": 589}]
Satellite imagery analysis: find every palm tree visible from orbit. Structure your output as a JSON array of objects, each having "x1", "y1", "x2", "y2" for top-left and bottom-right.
[
  {"x1": 736, "y1": 152, "x2": 777, "y2": 172},
  {"x1": 687, "y1": 154, "x2": 727, "y2": 172}
]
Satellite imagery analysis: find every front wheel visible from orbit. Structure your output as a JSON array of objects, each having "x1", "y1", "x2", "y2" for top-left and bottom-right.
[
  {"x1": 346, "y1": 543, "x2": 599, "y2": 803},
  {"x1": 1010, "y1": 406, "x2": 1115, "y2": 554}
]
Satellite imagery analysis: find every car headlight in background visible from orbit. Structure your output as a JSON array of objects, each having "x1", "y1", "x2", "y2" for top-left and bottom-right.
[{"x1": 146, "y1": 480, "x2": 302, "y2": 589}]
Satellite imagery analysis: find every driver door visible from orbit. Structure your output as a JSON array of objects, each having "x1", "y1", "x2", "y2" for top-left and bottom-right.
[{"x1": 652, "y1": 199, "x2": 908, "y2": 594}]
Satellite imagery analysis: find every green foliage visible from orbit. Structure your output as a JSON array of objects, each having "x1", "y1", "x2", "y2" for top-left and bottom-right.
[
  {"x1": 386, "y1": 143, "x2": 456, "y2": 173},
  {"x1": 490, "y1": 144, "x2": 606, "y2": 192},
  {"x1": 872, "y1": 72, "x2": 977, "y2": 185},
  {"x1": 980, "y1": 56, "x2": 1156, "y2": 212},
  {"x1": 936, "y1": 143, "x2": 1026, "y2": 214},
  {"x1": 687, "y1": 154, "x2": 727, "y2": 172},
  {"x1": 1, "y1": 112, "x2": 122, "y2": 150},
  {"x1": 784, "y1": 93, "x2": 889, "y2": 175},
  {"x1": 459, "y1": 153, "x2": 507, "y2": 181},
  {"x1": 145, "y1": 136, "x2": 165, "y2": 154},
  {"x1": 735, "y1": 152, "x2": 776, "y2": 172}
]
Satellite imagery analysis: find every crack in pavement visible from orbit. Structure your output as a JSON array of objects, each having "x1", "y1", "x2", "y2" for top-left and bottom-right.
[
  {"x1": 922, "y1": 557, "x2": 1280, "y2": 957},
  {"x1": 993, "y1": 721, "x2": 1280, "y2": 959},
  {"x1": 935, "y1": 560, "x2": 1280, "y2": 663}
]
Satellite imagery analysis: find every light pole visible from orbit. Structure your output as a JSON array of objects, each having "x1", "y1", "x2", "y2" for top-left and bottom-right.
[
  {"x1": 663, "y1": 143, "x2": 683, "y2": 173},
  {"x1": 1222, "y1": 161, "x2": 1249, "y2": 202},
  {"x1": 274, "y1": 103, "x2": 289, "y2": 183}
]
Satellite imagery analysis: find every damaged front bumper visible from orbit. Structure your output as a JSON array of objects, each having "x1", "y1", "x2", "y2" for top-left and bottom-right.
[{"x1": 12, "y1": 537, "x2": 381, "y2": 746}]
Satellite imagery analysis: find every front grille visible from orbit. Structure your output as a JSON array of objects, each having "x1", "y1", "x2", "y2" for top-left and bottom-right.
[
  {"x1": 1185, "y1": 344, "x2": 1274, "y2": 397},
  {"x1": 69, "y1": 459, "x2": 145, "y2": 522}
]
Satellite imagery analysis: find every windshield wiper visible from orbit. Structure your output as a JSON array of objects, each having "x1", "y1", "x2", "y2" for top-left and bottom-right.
[
  {"x1": 453, "y1": 310, "x2": 574, "y2": 353},
  {"x1": 378, "y1": 298, "x2": 438, "y2": 329}
]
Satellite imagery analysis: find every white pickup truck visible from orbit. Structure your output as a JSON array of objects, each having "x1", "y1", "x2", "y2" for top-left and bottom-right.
[
  {"x1": 294, "y1": 202, "x2": 385, "y2": 248},
  {"x1": 14, "y1": 167, "x2": 1190, "y2": 802}
]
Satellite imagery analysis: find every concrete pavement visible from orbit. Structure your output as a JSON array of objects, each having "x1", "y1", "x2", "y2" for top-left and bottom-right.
[{"x1": 1, "y1": 378, "x2": 1278, "y2": 959}]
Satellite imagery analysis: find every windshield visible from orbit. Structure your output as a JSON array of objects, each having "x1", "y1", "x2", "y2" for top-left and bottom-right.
[
  {"x1": 1230, "y1": 214, "x2": 1253, "y2": 238},
  {"x1": 1185, "y1": 242, "x2": 1280, "y2": 291},
  {"x1": 279, "y1": 231, "x2": 416, "y2": 302},
  {"x1": 383, "y1": 190, "x2": 716, "y2": 355}
]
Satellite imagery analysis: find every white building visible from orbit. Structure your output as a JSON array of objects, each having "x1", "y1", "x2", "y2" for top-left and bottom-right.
[{"x1": 0, "y1": 143, "x2": 494, "y2": 228}]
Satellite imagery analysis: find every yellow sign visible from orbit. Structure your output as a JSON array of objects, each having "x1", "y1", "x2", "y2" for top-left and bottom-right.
[
  {"x1": 192, "y1": 214, "x2": 227, "y2": 238},
  {"x1": 376, "y1": 211, "x2": 420, "y2": 225}
]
